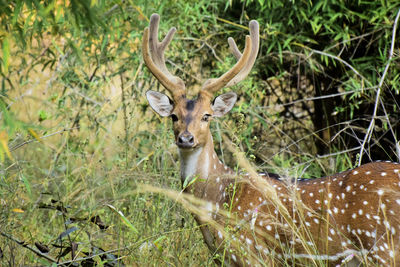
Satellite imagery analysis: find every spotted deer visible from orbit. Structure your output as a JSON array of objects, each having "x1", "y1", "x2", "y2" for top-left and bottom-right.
[{"x1": 143, "y1": 13, "x2": 400, "y2": 266}]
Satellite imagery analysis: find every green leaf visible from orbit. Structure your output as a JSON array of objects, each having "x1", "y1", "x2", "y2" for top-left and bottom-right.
[
  {"x1": 107, "y1": 204, "x2": 138, "y2": 234},
  {"x1": 21, "y1": 174, "x2": 32, "y2": 197},
  {"x1": 153, "y1": 235, "x2": 167, "y2": 252},
  {"x1": 2, "y1": 35, "x2": 10, "y2": 74}
]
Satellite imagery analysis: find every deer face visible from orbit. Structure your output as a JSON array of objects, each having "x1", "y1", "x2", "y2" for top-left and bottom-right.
[{"x1": 146, "y1": 91, "x2": 237, "y2": 149}]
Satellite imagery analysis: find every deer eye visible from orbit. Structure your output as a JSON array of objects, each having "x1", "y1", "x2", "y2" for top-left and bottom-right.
[
  {"x1": 201, "y1": 114, "x2": 211, "y2": 122},
  {"x1": 170, "y1": 114, "x2": 178, "y2": 122}
]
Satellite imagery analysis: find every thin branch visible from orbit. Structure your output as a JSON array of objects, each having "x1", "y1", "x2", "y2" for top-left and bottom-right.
[
  {"x1": 255, "y1": 86, "x2": 376, "y2": 109},
  {"x1": 9, "y1": 127, "x2": 78, "y2": 152},
  {"x1": 308, "y1": 49, "x2": 370, "y2": 85},
  {"x1": 0, "y1": 231, "x2": 63, "y2": 265},
  {"x1": 358, "y1": 8, "x2": 400, "y2": 165}
]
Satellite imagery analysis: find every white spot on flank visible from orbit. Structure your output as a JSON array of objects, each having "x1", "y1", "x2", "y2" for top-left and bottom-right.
[
  {"x1": 358, "y1": 209, "x2": 363, "y2": 215},
  {"x1": 352, "y1": 213, "x2": 357, "y2": 219},
  {"x1": 377, "y1": 189, "x2": 384, "y2": 196},
  {"x1": 231, "y1": 254, "x2": 237, "y2": 262},
  {"x1": 218, "y1": 231, "x2": 223, "y2": 239},
  {"x1": 363, "y1": 201, "x2": 368, "y2": 205},
  {"x1": 396, "y1": 199, "x2": 400, "y2": 205},
  {"x1": 369, "y1": 180, "x2": 375, "y2": 184},
  {"x1": 381, "y1": 172, "x2": 387, "y2": 176},
  {"x1": 346, "y1": 186, "x2": 351, "y2": 192},
  {"x1": 330, "y1": 228, "x2": 336, "y2": 235},
  {"x1": 353, "y1": 170, "x2": 359, "y2": 175},
  {"x1": 366, "y1": 171, "x2": 371, "y2": 175},
  {"x1": 309, "y1": 192, "x2": 314, "y2": 197},
  {"x1": 339, "y1": 181, "x2": 343, "y2": 186},
  {"x1": 216, "y1": 177, "x2": 220, "y2": 183},
  {"x1": 266, "y1": 225, "x2": 272, "y2": 231},
  {"x1": 371, "y1": 230, "x2": 376, "y2": 238},
  {"x1": 394, "y1": 169, "x2": 399, "y2": 173}
]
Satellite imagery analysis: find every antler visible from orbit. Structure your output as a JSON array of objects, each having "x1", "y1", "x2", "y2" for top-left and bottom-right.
[
  {"x1": 200, "y1": 20, "x2": 259, "y2": 98},
  {"x1": 142, "y1": 14, "x2": 186, "y2": 100}
]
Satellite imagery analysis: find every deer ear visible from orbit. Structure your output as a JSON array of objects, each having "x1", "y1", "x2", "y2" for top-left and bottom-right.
[
  {"x1": 146, "y1": 90, "x2": 174, "y2": 117},
  {"x1": 212, "y1": 92, "x2": 237, "y2": 117}
]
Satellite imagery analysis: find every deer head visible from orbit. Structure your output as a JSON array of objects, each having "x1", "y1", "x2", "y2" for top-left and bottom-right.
[{"x1": 144, "y1": 14, "x2": 259, "y2": 152}]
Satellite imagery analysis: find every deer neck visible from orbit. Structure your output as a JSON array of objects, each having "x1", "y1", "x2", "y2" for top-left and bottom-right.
[{"x1": 179, "y1": 132, "x2": 230, "y2": 197}]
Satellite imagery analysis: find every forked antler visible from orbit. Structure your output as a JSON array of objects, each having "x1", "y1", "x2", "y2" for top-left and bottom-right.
[
  {"x1": 200, "y1": 20, "x2": 259, "y2": 98},
  {"x1": 143, "y1": 14, "x2": 259, "y2": 100},
  {"x1": 142, "y1": 14, "x2": 186, "y2": 100}
]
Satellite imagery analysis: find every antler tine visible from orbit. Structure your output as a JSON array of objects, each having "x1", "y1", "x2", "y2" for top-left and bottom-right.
[
  {"x1": 143, "y1": 14, "x2": 186, "y2": 100},
  {"x1": 201, "y1": 20, "x2": 259, "y2": 97},
  {"x1": 226, "y1": 20, "x2": 259, "y2": 87}
]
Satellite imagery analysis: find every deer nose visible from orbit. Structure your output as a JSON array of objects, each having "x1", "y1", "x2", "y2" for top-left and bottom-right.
[{"x1": 177, "y1": 132, "x2": 195, "y2": 148}]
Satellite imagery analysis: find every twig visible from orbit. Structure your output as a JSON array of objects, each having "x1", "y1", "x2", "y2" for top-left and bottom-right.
[
  {"x1": 255, "y1": 86, "x2": 376, "y2": 109},
  {"x1": 358, "y1": 8, "x2": 400, "y2": 165},
  {"x1": 9, "y1": 127, "x2": 79, "y2": 152},
  {"x1": 166, "y1": 59, "x2": 202, "y2": 83},
  {"x1": 308, "y1": 49, "x2": 369, "y2": 85},
  {"x1": 0, "y1": 231, "x2": 63, "y2": 265},
  {"x1": 55, "y1": 248, "x2": 124, "y2": 266}
]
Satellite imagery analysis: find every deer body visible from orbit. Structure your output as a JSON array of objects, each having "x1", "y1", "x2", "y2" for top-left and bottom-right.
[{"x1": 143, "y1": 14, "x2": 400, "y2": 266}]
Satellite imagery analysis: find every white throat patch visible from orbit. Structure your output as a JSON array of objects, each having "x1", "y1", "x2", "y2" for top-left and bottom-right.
[{"x1": 179, "y1": 147, "x2": 209, "y2": 182}]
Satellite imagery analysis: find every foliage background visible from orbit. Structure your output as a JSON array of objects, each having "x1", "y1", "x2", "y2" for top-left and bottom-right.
[{"x1": 0, "y1": 0, "x2": 399, "y2": 265}]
